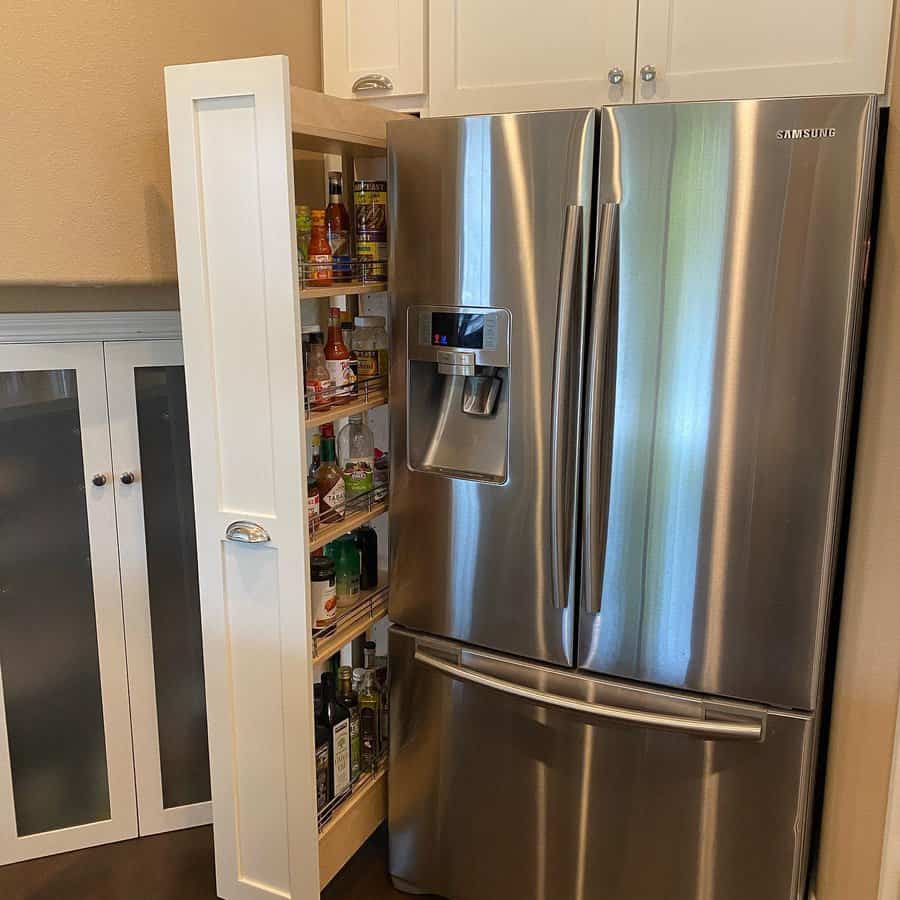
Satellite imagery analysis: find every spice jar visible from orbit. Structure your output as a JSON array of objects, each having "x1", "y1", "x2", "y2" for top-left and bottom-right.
[
  {"x1": 310, "y1": 556, "x2": 337, "y2": 627},
  {"x1": 352, "y1": 316, "x2": 389, "y2": 383}
]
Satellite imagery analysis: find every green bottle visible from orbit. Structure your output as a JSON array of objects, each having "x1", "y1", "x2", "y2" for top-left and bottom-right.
[{"x1": 337, "y1": 665, "x2": 361, "y2": 783}]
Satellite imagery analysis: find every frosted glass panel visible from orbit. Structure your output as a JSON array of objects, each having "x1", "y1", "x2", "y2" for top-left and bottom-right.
[
  {"x1": 135, "y1": 366, "x2": 211, "y2": 809},
  {"x1": 0, "y1": 370, "x2": 111, "y2": 835}
]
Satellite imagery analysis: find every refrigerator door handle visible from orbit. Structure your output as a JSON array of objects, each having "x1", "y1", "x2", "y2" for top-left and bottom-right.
[
  {"x1": 414, "y1": 647, "x2": 764, "y2": 741},
  {"x1": 582, "y1": 201, "x2": 620, "y2": 614},
  {"x1": 550, "y1": 204, "x2": 583, "y2": 610}
]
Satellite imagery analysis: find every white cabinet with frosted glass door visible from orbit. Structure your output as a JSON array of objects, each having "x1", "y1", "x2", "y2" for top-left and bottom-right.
[
  {"x1": 632, "y1": 0, "x2": 892, "y2": 103},
  {"x1": 105, "y1": 340, "x2": 212, "y2": 837},
  {"x1": 322, "y1": 0, "x2": 425, "y2": 104},
  {"x1": 427, "y1": 0, "x2": 638, "y2": 115},
  {"x1": 0, "y1": 320, "x2": 210, "y2": 865},
  {"x1": 0, "y1": 341, "x2": 137, "y2": 864}
]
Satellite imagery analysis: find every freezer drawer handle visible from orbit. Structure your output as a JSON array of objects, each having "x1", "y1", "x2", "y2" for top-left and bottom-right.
[
  {"x1": 414, "y1": 648, "x2": 764, "y2": 742},
  {"x1": 550, "y1": 204, "x2": 583, "y2": 610},
  {"x1": 225, "y1": 520, "x2": 271, "y2": 543}
]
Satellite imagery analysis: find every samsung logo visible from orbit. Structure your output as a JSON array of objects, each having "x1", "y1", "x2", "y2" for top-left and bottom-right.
[{"x1": 776, "y1": 127, "x2": 837, "y2": 140}]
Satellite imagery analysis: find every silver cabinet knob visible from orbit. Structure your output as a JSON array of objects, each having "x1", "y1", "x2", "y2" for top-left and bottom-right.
[
  {"x1": 640, "y1": 64, "x2": 657, "y2": 83},
  {"x1": 120, "y1": 472, "x2": 135, "y2": 485},
  {"x1": 225, "y1": 521, "x2": 271, "y2": 543},
  {"x1": 91, "y1": 473, "x2": 107, "y2": 487},
  {"x1": 352, "y1": 73, "x2": 394, "y2": 93},
  {"x1": 607, "y1": 67, "x2": 624, "y2": 86}
]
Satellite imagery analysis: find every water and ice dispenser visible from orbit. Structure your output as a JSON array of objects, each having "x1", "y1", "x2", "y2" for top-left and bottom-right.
[{"x1": 406, "y1": 306, "x2": 510, "y2": 483}]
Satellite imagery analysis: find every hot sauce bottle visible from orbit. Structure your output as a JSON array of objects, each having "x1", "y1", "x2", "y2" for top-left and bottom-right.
[
  {"x1": 316, "y1": 423, "x2": 345, "y2": 521},
  {"x1": 324, "y1": 306, "x2": 353, "y2": 402},
  {"x1": 308, "y1": 209, "x2": 333, "y2": 285},
  {"x1": 326, "y1": 172, "x2": 352, "y2": 282}
]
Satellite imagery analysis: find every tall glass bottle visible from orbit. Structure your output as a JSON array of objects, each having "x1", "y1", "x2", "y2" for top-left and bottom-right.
[
  {"x1": 364, "y1": 639, "x2": 389, "y2": 752},
  {"x1": 316, "y1": 423, "x2": 345, "y2": 521},
  {"x1": 326, "y1": 171, "x2": 351, "y2": 281},
  {"x1": 337, "y1": 666, "x2": 361, "y2": 784},
  {"x1": 313, "y1": 684, "x2": 330, "y2": 811},
  {"x1": 338, "y1": 413, "x2": 374, "y2": 499},
  {"x1": 358, "y1": 661, "x2": 381, "y2": 772},
  {"x1": 324, "y1": 307, "x2": 353, "y2": 403},
  {"x1": 317, "y1": 672, "x2": 351, "y2": 799}
]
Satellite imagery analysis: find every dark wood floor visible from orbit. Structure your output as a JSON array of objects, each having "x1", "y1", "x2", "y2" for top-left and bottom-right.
[{"x1": 0, "y1": 824, "x2": 420, "y2": 900}]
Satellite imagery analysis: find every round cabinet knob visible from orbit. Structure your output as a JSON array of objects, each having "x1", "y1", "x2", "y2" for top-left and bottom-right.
[
  {"x1": 640, "y1": 64, "x2": 657, "y2": 83},
  {"x1": 120, "y1": 472, "x2": 135, "y2": 485},
  {"x1": 91, "y1": 473, "x2": 107, "y2": 487},
  {"x1": 607, "y1": 67, "x2": 624, "y2": 86}
]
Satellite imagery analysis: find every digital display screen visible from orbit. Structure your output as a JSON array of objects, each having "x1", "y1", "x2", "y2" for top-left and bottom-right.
[{"x1": 431, "y1": 313, "x2": 485, "y2": 349}]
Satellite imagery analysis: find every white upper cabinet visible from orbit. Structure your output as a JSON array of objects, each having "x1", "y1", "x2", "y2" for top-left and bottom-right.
[
  {"x1": 428, "y1": 0, "x2": 639, "y2": 116},
  {"x1": 634, "y1": 0, "x2": 894, "y2": 103},
  {"x1": 322, "y1": 0, "x2": 425, "y2": 100}
]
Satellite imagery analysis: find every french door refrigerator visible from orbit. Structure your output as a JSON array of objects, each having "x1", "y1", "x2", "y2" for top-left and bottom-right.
[{"x1": 387, "y1": 96, "x2": 877, "y2": 900}]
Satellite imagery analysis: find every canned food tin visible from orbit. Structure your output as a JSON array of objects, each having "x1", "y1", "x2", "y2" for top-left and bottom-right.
[
  {"x1": 357, "y1": 235, "x2": 388, "y2": 283},
  {"x1": 354, "y1": 180, "x2": 387, "y2": 237}
]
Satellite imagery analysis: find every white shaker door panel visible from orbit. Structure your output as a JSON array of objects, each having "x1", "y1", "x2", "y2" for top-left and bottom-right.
[
  {"x1": 429, "y1": 0, "x2": 638, "y2": 116},
  {"x1": 0, "y1": 342, "x2": 137, "y2": 864},
  {"x1": 165, "y1": 56, "x2": 319, "y2": 900},
  {"x1": 323, "y1": 0, "x2": 425, "y2": 99},
  {"x1": 105, "y1": 340, "x2": 212, "y2": 837},
  {"x1": 635, "y1": 0, "x2": 893, "y2": 103}
]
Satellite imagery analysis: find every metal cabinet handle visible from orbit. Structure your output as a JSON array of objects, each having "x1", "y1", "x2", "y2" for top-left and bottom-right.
[
  {"x1": 607, "y1": 67, "x2": 624, "y2": 86},
  {"x1": 640, "y1": 64, "x2": 657, "y2": 83},
  {"x1": 120, "y1": 472, "x2": 135, "y2": 485},
  {"x1": 352, "y1": 73, "x2": 394, "y2": 93},
  {"x1": 91, "y1": 473, "x2": 107, "y2": 487},
  {"x1": 225, "y1": 521, "x2": 271, "y2": 543},
  {"x1": 415, "y1": 648, "x2": 764, "y2": 742},
  {"x1": 550, "y1": 205, "x2": 583, "y2": 610},
  {"x1": 582, "y1": 202, "x2": 619, "y2": 615}
]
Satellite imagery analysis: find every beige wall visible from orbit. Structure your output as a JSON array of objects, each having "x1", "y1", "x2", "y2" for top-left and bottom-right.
[
  {"x1": 0, "y1": 0, "x2": 321, "y2": 299},
  {"x1": 816, "y1": 60, "x2": 900, "y2": 900}
]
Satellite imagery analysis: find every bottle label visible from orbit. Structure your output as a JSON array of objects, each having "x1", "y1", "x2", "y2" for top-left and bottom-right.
[
  {"x1": 332, "y1": 718, "x2": 351, "y2": 796},
  {"x1": 326, "y1": 359, "x2": 352, "y2": 389},
  {"x1": 328, "y1": 230, "x2": 351, "y2": 278},
  {"x1": 311, "y1": 575, "x2": 336, "y2": 627},
  {"x1": 309, "y1": 254, "x2": 333, "y2": 282},
  {"x1": 349, "y1": 712, "x2": 361, "y2": 781},
  {"x1": 315, "y1": 742, "x2": 329, "y2": 810},
  {"x1": 306, "y1": 377, "x2": 333, "y2": 409},
  {"x1": 307, "y1": 492, "x2": 319, "y2": 528},
  {"x1": 343, "y1": 458, "x2": 374, "y2": 497},
  {"x1": 321, "y1": 479, "x2": 345, "y2": 517},
  {"x1": 356, "y1": 349, "x2": 379, "y2": 378}
]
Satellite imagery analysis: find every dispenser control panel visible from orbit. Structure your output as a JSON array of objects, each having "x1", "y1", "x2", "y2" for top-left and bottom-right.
[{"x1": 411, "y1": 306, "x2": 509, "y2": 368}]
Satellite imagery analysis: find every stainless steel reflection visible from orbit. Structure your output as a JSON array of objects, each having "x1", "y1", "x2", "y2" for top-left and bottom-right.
[
  {"x1": 578, "y1": 96, "x2": 878, "y2": 710},
  {"x1": 390, "y1": 626, "x2": 815, "y2": 900},
  {"x1": 224, "y1": 520, "x2": 271, "y2": 543},
  {"x1": 388, "y1": 110, "x2": 595, "y2": 665}
]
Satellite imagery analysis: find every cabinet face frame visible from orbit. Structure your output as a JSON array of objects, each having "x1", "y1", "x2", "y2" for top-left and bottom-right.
[
  {"x1": 427, "y1": 0, "x2": 638, "y2": 115},
  {"x1": 322, "y1": 0, "x2": 426, "y2": 99},
  {"x1": 0, "y1": 341, "x2": 138, "y2": 865},
  {"x1": 105, "y1": 339, "x2": 213, "y2": 837},
  {"x1": 634, "y1": 0, "x2": 893, "y2": 102}
]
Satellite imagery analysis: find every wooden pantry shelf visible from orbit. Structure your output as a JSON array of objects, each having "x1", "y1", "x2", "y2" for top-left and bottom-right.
[
  {"x1": 312, "y1": 579, "x2": 388, "y2": 664},
  {"x1": 290, "y1": 85, "x2": 409, "y2": 157},
  {"x1": 305, "y1": 389, "x2": 388, "y2": 429},
  {"x1": 309, "y1": 500, "x2": 388, "y2": 552},
  {"x1": 318, "y1": 764, "x2": 387, "y2": 890},
  {"x1": 299, "y1": 280, "x2": 390, "y2": 300}
]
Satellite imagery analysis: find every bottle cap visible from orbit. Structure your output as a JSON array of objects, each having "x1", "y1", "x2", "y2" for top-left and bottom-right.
[{"x1": 311, "y1": 208, "x2": 325, "y2": 225}]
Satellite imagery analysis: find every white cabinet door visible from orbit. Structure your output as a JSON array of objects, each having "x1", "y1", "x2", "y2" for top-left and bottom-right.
[
  {"x1": 0, "y1": 342, "x2": 138, "y2": 864},
  {"x1": 322, "y1": 0, "x2": 425, "y2": 100},
  {"x1": 166, "y1": 56, "x2": 320, "y2": 900},
  {"x1": 634, "y1": 0, "x2": 893, "y2": 103},
  {"x1": 428, "y1": 0, "x2": 638, "y2": 116},
  {"x1": 105, "y1": 340, "x2": 212, "y2": 837}
]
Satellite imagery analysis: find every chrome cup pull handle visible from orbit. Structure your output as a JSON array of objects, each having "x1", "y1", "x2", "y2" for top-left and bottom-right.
[
  {"x1": 225, "y1": 521, "x2": 271, "y2": 543},
  {"x1": 352, "y1": 73, "x2": 394, "y2": 93}
]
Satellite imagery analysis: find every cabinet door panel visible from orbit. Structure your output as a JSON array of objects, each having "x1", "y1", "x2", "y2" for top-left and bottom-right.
[
  {"x1": 429, "y1": 0, "x2": 638, "y2": 115},
  {"x1": 636, "y1": 0, "x2": 892, "y2": 102},
  {"x1": 105, "y1": 340, "x2": 212, "y2": 837},
  {"x1": 323, "y1": 0, "x2": 425, "y2": 99},
  {"x1": 0, "y1": 342, "x2": 137, "y2": 864}
]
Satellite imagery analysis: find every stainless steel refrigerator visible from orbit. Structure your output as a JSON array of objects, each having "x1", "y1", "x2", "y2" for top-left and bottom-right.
[{"x1": 387, "y1": 96, "x2": 878, "y2": 900}]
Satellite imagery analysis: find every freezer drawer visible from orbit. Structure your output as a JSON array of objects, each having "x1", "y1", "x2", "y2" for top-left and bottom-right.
[{"x1": 389, "y1": 626, "x2": 815, "y2": 900}]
